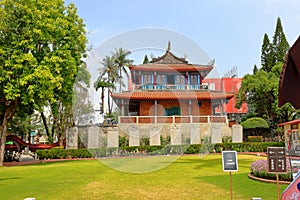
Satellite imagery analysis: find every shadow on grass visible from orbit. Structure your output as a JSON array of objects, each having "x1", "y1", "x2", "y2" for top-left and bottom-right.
[
  {"x1": 20, "y1": 159, "x2": 93, "y2": 167},
  {"x1": 0, "y1": 177, "x2": 21, "y2": 181},
  {"x1": 193, "y1": 158, "x2": 221, "y2": 169},
  {"x1": 196, "y1": 172, "x2": 287, "y2": 200}
]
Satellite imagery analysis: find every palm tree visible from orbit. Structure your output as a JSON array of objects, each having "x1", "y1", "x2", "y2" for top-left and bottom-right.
[
  {"x1": 94, "y1": 78, "x2": 115, "y2": 114},
  {"x1": 113, "y1": 48, "x2": 132, "y2": 92},
  {"x1": 96, "y1": 56, "x2": 118, "y2": 116}
]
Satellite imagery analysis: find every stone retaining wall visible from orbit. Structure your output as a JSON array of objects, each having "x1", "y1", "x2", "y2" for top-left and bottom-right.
[{"x1": 67, "y1": 123, "x2": 242, "y2": 149}]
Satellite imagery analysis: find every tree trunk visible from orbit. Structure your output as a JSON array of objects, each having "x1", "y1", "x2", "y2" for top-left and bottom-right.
[
  {"x1": 51, "y1": 117, "x2": 57, "y2": 142},
  {"x1": 108, "y1": 89, "x2": 111, "y2": 116},
  {"x1": 0, "y1": 116, "x2": 8, "y2": 166},
  {"x1": 27, "y1": 120, "x2": 31, "y2": 144},
  {"x1": 28, "y1": 129, "x2": 31, "y2": 144},
  {"x1": 0, "y1": 109, "x2": 13, "y2": 166},
  {"x1": 119, "y1": 68, "x2": 122, "y2": 93},
  {"x1": 41, "y1": 111, "x2": 50, "y2": 137},
  {"x1": 101, "y1": 87, "x2": 104, "y2": 114}
]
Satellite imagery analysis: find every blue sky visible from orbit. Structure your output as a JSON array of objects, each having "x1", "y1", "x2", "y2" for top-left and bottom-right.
[{"x1": 65, "y1": 0, "x2": 300, "y2": 78}]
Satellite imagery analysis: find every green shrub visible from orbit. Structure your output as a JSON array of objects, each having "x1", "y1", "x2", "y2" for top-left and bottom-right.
[
  {"x1": 241, "y1": 117, "x2": 269, "y2": 129},
  {"x1": 161, "y1": 135, "x2": 170, "y2": 145},
  {"x1": 36, "y1": 141, "x2": 285, "y2": 160},
  {"x1": 248, "y1": 136, "x2": 263, "y2": 142},
  {"x1": 119, "y1": 136, "x2": 129, "y2": 147},
  {"x1": 140, "y1": 137, "x2": 150, "y2": 146},
  {"x1": 222, "y1": 136, "x2": 232, "y2": 143}
]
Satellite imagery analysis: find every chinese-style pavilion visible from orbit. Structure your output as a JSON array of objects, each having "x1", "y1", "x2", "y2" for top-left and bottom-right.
[{"x1": 111, "y1": 42, "x2": 234, "y2": 124}]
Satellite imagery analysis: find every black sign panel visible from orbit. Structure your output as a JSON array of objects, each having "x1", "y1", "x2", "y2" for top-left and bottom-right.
[
  {"x1": 267, "y1": 147, "x2": 286, "y2": 173},
  {"x1": 222, "y1": 151, "x2": 238, "y2": 172},
  {"x1": 294, "y1": 145, "x2": 300, "y2": 155}
]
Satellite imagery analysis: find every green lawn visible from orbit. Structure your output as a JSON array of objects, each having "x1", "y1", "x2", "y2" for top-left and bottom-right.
[{"x1": 0, "y1": 154, "x2": 288, "y2": 200}]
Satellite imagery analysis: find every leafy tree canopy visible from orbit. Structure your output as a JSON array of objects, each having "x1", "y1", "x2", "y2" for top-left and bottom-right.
[
  {"x1": 236, "y1": 17, "x2": 295, "y2": 130},
  {"x1": 0, "y1": 0, "x2": 87, "y2": 165},
  {"x1": 240, "y1": 117, "x2": 269, "y2": 129},
  {"x1": 261, "y1": 17, "x2": 289, "y2": 72}
]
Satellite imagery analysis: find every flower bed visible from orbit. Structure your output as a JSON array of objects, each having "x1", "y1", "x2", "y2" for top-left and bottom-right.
[{"x1": 250, "y1": 159, "x2": 294, "y2": 182}]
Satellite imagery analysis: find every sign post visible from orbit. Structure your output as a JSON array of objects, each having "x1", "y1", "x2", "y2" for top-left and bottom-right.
[
  {"x1": 267, "y1": 147, "x2": 286, "y2": 200},
  {"x1": 222, "y1": 151, "x2": 238, "y2": 200}
]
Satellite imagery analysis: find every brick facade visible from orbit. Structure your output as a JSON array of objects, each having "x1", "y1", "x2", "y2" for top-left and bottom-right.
[{"x1": 139, "y1": 100, "x2": 212, "y2": 116}]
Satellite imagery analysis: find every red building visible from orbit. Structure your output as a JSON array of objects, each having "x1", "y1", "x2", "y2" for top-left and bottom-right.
[
  {"x1": 111, "y1": 43, "x2": 235, "y2": 124},
  {"x1": 203, "y1": 77, "x2": 248, "y2": 124}
]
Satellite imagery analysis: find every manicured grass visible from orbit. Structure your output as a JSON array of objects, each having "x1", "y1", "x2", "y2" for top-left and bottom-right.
[{"x1": 0, "y1": 154, "x2": 288, "y2": 200}]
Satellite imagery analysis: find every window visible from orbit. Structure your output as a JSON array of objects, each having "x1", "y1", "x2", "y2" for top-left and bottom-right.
[
  {"x1": 167, "y1": 75, "x2": 175, "y2": 84},
  {"x1": 165, "y1": 107, "x2": 180, "y2": 116},
  {"x1": 157, "y1": 74, "x2": 167, "y2": 84},
  {"x1": 292, "y1": 130, "x2": 300, "y2": 147},
  {"x1": 143, "y1": 74, "x2": 152, "y2": 84},
  {"x1": 189, "y1": 74, "x2": 199, "y2": 89},
  {"x1": 189, "y1": 74, "x2": 198, "y2": 84},
  {"x1": 175, "y1": 75, "x2": 185, "y2": 84},
  {"x1": 209, "y1": 83, "x2": 215, "y2": 91}
]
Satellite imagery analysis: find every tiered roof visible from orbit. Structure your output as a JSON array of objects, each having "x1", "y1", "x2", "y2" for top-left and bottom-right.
[
  {"x1": 111, "y1": 42, "x2": 234, "y2": 102},
  {"x1": 129, "y1": 42, "x2": 213, "y2": 77}
]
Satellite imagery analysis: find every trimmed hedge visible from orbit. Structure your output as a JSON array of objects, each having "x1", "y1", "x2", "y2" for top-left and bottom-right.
[
  {"x1": 36, "y1": 142, "x2": 285, "y2": 160},
  {"x1": 248, "y1": 136, "x2": 263, "y2": 142}
]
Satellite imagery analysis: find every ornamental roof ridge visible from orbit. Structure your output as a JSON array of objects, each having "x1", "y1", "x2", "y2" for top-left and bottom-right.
[
  {"x1": 111, "y1": 90, "x2": 235, "y2": 100},
  {"x1": 150, "y1": 41, "x2": 188, "y2": 64}
]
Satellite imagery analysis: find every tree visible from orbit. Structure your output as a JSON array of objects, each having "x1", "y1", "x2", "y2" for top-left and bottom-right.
[
  {"x1": 0, "y1": 0, "x2": 87, "y2": 165},
  {"x1": 261, "y1": 17, "x2": 289, "y2": 72},
  {"x1": 112, "y1": 48, "x2": 132, "y2": 93},
  {"x1": 253, "y1": 64, "x2": 258, "y2": 74},
  {"x1": 73, "y1": 85, "x2": 94, "y2": 125},
  {"x1": 7, "y1": 104, "x2": 40, "y2": 142},
  {"x1": 73, "y1": 62, "x2": 93, "y2": 125},
  {"x1": 260, "y1": 18, "x2": 289, "y2": 73},
  {"x1": 261, "y1": 34, "x2": 273, "y2": 72},
  {"x1": 241, "y1": 117, "x2": 269, "y2": 129},
  {"x1": 94, "y1": 78, "x2": 115, "y2": 114},
  {"x1": 272, "y1": 17, "x2": 289, "y2": 64},
  {"x1": 96, "y1": 56, "x2": 119, "y2": 116},
  {"x1": 236, "y1": 67, "x2": 277, "y2": 119},
  {"x1": 143, "y1": 55, "x2": 149, "y2": 64},
  {"x1": 240, "y1": 117, "x2": 269, "y2": 136},
  {"x1": 76, "y1": 62, "x2": 91, "y2": 87},
  {"x1": 236, "y1": 17, "x2": 292, "y2": 133},
  {"x1": 236, "y1": 63, "x2": 296, "y2": 125}
]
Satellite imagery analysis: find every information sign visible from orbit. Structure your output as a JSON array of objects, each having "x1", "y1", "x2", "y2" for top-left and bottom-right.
[
  {"x1": 267, "y1": 147, "x2": 286, "y2": 173},
  {"x1": 222, "y1": 151, "x2": 238, "y2": 172}
]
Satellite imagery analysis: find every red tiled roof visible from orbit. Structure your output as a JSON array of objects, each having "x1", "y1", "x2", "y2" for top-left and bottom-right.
[
  {"x1": 150, "y1": 47, "x2": 188, "y2": 64},
  {"x1": 129, "y1": 64, "x2": 213, "y2": 72},
  {"x1": 277, "y1": 119, "x2": 300, "y2": 126},
  {"x1": 111, "y1": 91, "x2": 234, "y2": 101}
]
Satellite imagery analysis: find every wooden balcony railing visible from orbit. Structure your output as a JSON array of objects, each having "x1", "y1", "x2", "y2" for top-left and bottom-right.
[
  {"x1": 133, "y1": 83, "x2": 208, "y2": 91},
  {"x1": 118, "y1": 115, "x2": 227, "y2": 124}
]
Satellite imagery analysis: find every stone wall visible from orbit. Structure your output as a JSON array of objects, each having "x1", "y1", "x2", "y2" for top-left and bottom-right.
[
  {"x1": 118, "y1": 122, "x2": 231, "y2": 146},
  {"x1": 67, "y1": 122, "x2": 239, "y2": 149}
]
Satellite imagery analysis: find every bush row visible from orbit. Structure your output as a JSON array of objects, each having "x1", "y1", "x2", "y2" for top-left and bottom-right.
[
  {"x1": 36, "y1": 141, "x2": 285, "y2": 160},
  {"x1": 248, "y1": 136, "x2": 263, "y2": 142}
]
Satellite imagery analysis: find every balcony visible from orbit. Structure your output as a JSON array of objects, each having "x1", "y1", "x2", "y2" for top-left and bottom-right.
[
  {"x1": 119, "y1": 115, "x2": 228, "y2": 124},
  {"x1": 134, "y1": 83, "x2": 208, "y2": 91}
]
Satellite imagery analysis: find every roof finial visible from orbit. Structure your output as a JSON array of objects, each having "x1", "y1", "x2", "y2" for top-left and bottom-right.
[{"x1": 167, "y1": 41, "x2": 171, "y2": 52}]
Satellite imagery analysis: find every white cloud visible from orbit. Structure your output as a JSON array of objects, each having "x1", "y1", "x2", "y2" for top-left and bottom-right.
[{"x1": 264, "y1": 0, "x2": 300, "y2": 14}]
